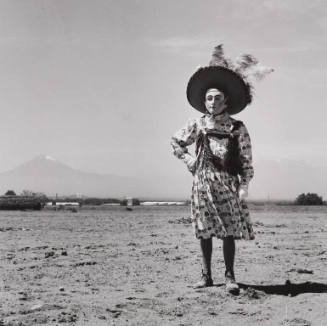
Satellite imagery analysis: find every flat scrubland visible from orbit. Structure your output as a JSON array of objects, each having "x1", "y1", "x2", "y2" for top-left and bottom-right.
[{"x1": 1, "y1": 205, "x2": 327, "y2": 326}]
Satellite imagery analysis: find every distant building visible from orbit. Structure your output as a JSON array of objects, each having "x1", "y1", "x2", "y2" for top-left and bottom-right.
[
  {"x1": 120, "y1": 197, "x2": 140, "y2": 206},
  {"x1": 45, "y1": 202, "x2": 80, "y2": 210},
  {"x1": 140, "y1": 201, "x2": 186, "y2": 206}
]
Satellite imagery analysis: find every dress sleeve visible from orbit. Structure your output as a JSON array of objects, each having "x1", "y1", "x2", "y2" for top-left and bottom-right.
[
  {"x1": 171, "y1": 118, "x2": 197, "y2": 160},
  {"x1": 237, "y1": 123, "x2": 254, "y2": 187}
]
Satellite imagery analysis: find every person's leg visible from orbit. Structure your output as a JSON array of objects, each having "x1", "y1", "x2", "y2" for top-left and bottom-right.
[
  {"x1": 194, "y1": 237, "x2": 213, "y2": 288},
  {"x1": 223, "y1": 235, "x2": 235, "y2": 277},
  {"x1": 200, "y1": 237, "x2": 212, "y2": 277},
  {"x1": 223, "y1": 236, "x2": 239, "y2": 294}
]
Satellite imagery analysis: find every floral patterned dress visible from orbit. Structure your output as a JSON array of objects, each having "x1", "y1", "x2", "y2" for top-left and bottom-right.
[{"x1": 171, "y1": 112, "x2": 255, "y2": 240}]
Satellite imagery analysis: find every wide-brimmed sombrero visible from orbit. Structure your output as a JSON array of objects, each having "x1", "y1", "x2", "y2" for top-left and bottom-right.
[{"x1": 186, "y1": 45, "x2": 273, "y2": 115}]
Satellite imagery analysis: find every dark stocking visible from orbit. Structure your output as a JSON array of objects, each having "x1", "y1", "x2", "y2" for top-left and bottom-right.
[
  {"x1": 200, "y1": 238, "x2": 212, "y2": 276},
  {"x1": 223, "y1": 236, "x2": 235, "y2": 277}
]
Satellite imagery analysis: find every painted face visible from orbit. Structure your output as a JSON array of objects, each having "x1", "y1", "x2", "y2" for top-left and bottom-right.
[{"x1": 204, "y1": 88, "x2": 226, "y2": 115}]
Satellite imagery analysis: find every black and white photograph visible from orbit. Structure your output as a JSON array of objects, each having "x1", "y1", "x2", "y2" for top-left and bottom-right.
[{"x1": 0, "y1": 1, "x2": 327, "y2": 325}]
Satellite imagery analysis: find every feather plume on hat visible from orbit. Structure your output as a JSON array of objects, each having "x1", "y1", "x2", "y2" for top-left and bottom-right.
[{"x1": 209, "y1": 44, "x2": 274, "y2": 82}]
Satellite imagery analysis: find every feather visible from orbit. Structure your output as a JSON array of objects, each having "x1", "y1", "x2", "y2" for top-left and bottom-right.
[
  {"x1": 209, "y1": 44, "x2": 233, "y2": 68},
  {"x1": 235, "y1": 54, "x2": 258, "y2": 71},
  {"x1": 235, "y1": 54, "x2": 274, "y2": 81},
  {"x1": 248, "y1": 64, "x2": 274, "y2": 81}
]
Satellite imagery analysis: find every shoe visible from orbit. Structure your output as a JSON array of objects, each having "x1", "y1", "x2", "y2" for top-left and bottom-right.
[
  {"x1": 225, "y1": 270, "x2": 239, "y2": 295},
  {"x1": 193, "y1": 271, "x2": 213, "y2": 288}
]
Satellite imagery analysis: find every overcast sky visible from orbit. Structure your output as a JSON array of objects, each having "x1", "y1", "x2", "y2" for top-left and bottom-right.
[{"x1": 1, "y1": 0, "x2": 327, "y2": 186}]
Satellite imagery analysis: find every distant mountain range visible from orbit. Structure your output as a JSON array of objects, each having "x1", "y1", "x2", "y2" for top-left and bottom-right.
[
  {"x1": 250, "y1": 159, "x2": 327, "y2": 200},
  {"x1": 0, "y1": 155, "x2": 192, "y2": 199},
  {"x1": 0, "y1": 155, "x2": 139, "y2": 198},
  {"x1": 0, "y1": 155, "x2": 326, "y2": 200}
]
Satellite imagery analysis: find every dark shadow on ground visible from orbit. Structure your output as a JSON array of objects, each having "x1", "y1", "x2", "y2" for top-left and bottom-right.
[{"x1": 238, "y1": 280, "x2": 327, "y2": 297}]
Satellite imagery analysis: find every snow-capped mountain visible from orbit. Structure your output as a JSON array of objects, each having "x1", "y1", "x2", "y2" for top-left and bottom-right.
[{"x1": 0, "y1": 155, "x2": 138, "y2": 197}]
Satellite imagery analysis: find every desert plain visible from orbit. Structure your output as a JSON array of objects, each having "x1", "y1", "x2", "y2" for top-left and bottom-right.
[{"x1": 0, "y1": 204, "x2": 327, "y2": 326}]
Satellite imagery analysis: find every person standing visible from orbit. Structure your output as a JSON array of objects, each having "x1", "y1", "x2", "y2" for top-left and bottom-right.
[{"x1": 171, "y1": 45, "x2": 272, "y2": 294}]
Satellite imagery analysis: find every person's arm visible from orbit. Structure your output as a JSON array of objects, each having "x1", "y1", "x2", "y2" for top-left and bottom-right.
[
  {"x1": 171, "y1": 118, "x2": 198, "y2": 174},
  {"x1": 237, "y1": 123, "x2": 254, "y2": 199}
]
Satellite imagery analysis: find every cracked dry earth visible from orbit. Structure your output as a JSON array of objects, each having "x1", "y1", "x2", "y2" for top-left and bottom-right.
[{"x1": 0, "y1": 205, "x2": 327, "y2": 325}]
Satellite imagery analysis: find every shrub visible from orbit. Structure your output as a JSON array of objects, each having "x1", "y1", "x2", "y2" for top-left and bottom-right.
[
  {"x1": 20, "y1": 190, "x2": 48, "y2": 202},
  {"x1": 295, "y1": 193, "x2": 324, "y2": 205},
  {"x1": 4, "y1": 190, "x2": 16, "y2": 196}
]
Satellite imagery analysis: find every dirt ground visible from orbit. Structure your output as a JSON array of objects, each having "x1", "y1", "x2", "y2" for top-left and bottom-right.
[{"x1": 1, "y1": 205, "x2": 327, "y2": 326}]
